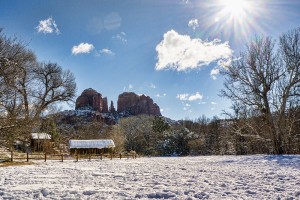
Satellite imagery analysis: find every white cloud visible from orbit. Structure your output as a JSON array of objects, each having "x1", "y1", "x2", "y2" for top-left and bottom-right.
[
  {"x1": 113, "y1": 32, "x2": 127, "y2": 43},
  {"x1": 188, "y1": 19, "x2": 199, "y2": 30},
  {"x1": 188, "y1": 92, "x2": 203, "y2": 101},
  {"x1": 210, "y1": 68, "x2": 220, "y2": 80},
  {"x1": 72, "y1": 43, "x2": 94, "y2": 55},
  {"x1": 177, "y1": 92, "x2": 203, "y2": 101},
  {"x1": 210, "y1": 68, "x2": 220, "y2": 76},
  {"x1": 99, "y1": 48, "x2": 115, "y2": 56},
  {"x1": 155, "y1": 30, "x2": 232, "y2": 71},
  {"x1": 176, "y1": 93, "x2": 189, "y2": 101},
  {"x1": 185, "y1": 103, "x2": 191, "y2": 107},
  {"x1": 160, "y1": 108, "x2": 164, "y2": 112},
  {"x1": 128, "y1": 84, "x2": 133, "y2": 89},
  {"x1": 36, "y1": 17, "x2": 60, "y2": 34},
  {"x1": 211, "y1": 101, "x2": 217, "y2": 105}
]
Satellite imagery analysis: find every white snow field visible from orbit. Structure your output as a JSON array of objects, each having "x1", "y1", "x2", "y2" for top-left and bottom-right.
[{"x1": 0, "y1": 155, "x2": 300, "y2": 199}]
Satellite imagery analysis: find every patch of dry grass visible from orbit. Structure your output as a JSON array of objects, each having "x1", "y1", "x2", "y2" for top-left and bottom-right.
[{"x1": 0, "y1": 161, "x2": 34, "y2": 167}]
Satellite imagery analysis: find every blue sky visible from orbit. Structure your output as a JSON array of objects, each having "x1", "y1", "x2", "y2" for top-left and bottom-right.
[{"x1": 0, "y1": 0, "x2": 299, "y2": 120}]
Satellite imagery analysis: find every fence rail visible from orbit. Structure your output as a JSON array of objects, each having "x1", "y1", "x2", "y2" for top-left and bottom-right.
[{"x1": 5, "y1": 152, "x2": 137, "y2": 162}]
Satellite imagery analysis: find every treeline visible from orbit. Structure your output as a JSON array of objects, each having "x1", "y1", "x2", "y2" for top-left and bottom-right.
[
  {"x1": 46, "y1": 111, "x2": 299, "y2": 156},
  {"x1": 119, "y1": 113, "x2": 299, "y2": 155}
]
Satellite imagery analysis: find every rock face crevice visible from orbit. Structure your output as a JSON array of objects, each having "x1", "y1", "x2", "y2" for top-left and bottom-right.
[{"x1": 75, "y1": 89, "x2": 161, "y2": 116}]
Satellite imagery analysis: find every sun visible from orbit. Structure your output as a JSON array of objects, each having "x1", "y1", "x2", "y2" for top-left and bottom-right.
[
  {"x1": 221, "y1": 0, "x2": 251, "y2": 18},
  {"x1": 196, "y1": 0, "x2": 266, "y2": 45},
  {"x1": 212, "y1": 0, "x2": 255, "y2": 40}
]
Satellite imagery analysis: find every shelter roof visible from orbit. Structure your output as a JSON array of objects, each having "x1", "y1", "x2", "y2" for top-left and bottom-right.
[{"x1": 69, "y1": 139, "x2": 115, "y2": 149}]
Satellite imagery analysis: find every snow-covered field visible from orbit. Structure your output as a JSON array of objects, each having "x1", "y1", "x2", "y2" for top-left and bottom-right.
[{"x1": 0, "y1": 155, "x2": 300, "y2": 199}]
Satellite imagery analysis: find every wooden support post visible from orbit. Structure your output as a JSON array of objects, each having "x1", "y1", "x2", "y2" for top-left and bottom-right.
[
  {"x1": 100, "y1": 153, "x2": 103, "y2": 160},
  {"x1": 127, "y1": 154, "x2": 129, "y2": 159},
  {"x1": 76, "y1": 154, "x2": 78, "y2": 162},
  {"x1": 89, "y1": 149, "x2": 91, "y2": 161},
  {"x1": 44, "y1": 153, "x2": 47, "y2": 162},
  {"x1": 61, "y1": 154, "x2": 63, "y2": 162},
  {"x1": 10, "y1": 151, "x2": 13, "y2": 162},
  {"x1": 120, "y1": 153, "x2": 122, "y2": 159},
  {"x1": 110, "y1": 153, "x2": 112, "y2": 160},
  {"x1": 27, "y1": 152, "x2": 29, "y2": 162}
]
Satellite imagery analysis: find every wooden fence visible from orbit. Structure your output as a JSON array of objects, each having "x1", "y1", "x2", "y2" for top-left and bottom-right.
[{"x1": 8, "y1": 152, "x2": 137, "y2": 162}]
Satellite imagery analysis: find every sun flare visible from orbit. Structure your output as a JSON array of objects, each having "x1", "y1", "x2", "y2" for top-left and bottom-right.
[
  {"x1": 206, "y1": 0, "x2": 260, "y2": 43},
  {"x1": 221, "y1": 0, "x2": 250, "y2": 17}
]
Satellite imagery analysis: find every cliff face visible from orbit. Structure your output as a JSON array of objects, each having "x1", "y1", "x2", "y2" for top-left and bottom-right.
[
  {"x1": 75, "y1": 88, "x2": 108, "y2": 113},
  {"x1": 75, "y1": 89, "x2": 161, "y2": 117},
  {"x1": 117, "y1": 92, "x2": 161, "y2": 116}
]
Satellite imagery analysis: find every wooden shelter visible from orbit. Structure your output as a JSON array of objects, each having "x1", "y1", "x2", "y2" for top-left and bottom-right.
[
  {"x1": 30, "y1": 133, "x2": 52, "y2": 152},
  {"x1": 69, "y1": 139, "x2": 115, "y2": 155}
]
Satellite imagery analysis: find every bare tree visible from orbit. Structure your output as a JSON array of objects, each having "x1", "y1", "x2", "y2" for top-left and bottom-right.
[
  {"x1": 221, "y1": 27, "x2": 300, "y2": 154},
  {"x1": 33, "y1": 62, "x2": 76, "y2": 118},
  {"x1": 0, "y1": 29, "x2": 76, "y2": 148}
]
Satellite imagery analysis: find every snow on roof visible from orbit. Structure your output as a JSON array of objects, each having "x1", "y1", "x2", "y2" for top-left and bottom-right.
[
  {"x1": 31, "y1": 133, "x2": 51, "y2": 140},
  {"x1": 69, "y1": 139, "x2": 115, "y2": 149}
]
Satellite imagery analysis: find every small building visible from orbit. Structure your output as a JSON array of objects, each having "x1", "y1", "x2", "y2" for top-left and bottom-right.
[
  {"x1": 69, "y1": 139, "x2": 115, "y2": 155},
  {"x1": 31, "y1": 133, "x2": 52, "y2": 152}
]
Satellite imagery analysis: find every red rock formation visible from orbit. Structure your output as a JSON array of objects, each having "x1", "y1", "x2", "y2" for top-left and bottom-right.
[
  {"x1": 109, "y1": 101, "x2": 116, "y2": 113},
  {"x1": 76, "y1": 89, "x2": 161, "y2": 116},
  {"x1": 75, "y1": 88, "x2": 108, "y2": 112},
  {"x1": 101, "y1": 97, "x2": 109, "y2": 113},
  {"x1": 117, "y1": 92, "x2": 161, "y2": 116}
]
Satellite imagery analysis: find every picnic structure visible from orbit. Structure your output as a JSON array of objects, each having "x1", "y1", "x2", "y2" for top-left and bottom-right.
[
  {"x1": 30, "y1": 133, "x2": 52, "y2": 152},
  {"x1": 69, "y1": 139, "x2": 115, "y2": 155}
]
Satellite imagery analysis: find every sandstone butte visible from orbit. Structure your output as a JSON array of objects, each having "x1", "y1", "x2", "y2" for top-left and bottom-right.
[{"x1": 75, "y1": 88, "x2": 161, "y2": 116}]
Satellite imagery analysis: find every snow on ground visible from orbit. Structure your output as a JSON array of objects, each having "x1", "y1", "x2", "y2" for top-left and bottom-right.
[{"x1": 0, "y1": 155, "x2": 300, "y2": 199}]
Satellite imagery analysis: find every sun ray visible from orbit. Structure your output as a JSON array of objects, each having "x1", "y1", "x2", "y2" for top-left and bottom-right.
[{"x1": 194, "y1": 0, "x2": 267, "y2": 46}]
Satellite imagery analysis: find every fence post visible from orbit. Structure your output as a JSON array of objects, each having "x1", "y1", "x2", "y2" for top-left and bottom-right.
[
  {"x1": 76, "y1": 154, "x2": 78, "y2": 162},
  {"x1": 61, "y1": 154, "x2": 63, "y2": 162},
  {"x1": 45, "y1": 153, "x2": 47, "y2": 162},
  {"x1": 110, "y1": 154, "x2": 112, "y2": 160},
  {"x1": 10, "y1": 151, "x2": 13, "y2": 162},
  {"x1": 27, "y1": 152, "x2": 29, "y2": 162},
  {"x1": 100, "y1": 153, "x2": 102, "y2": 160},
  {"x1": 120, "y1": 153, "x2": 122, "y2": 159}
]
